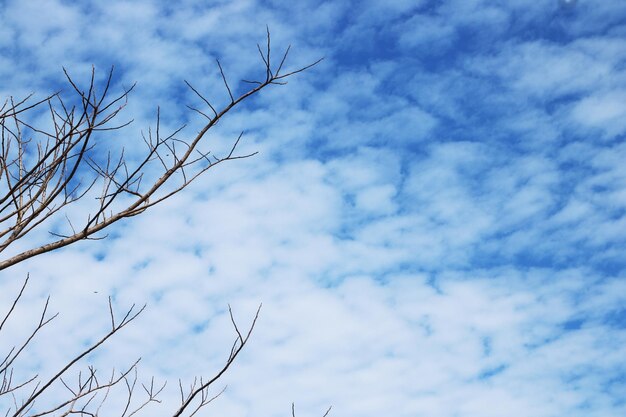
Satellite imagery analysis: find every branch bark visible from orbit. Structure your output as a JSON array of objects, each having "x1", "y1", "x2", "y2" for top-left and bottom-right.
[{"x1": 0, "y1": 33, "x2": 322, "y2": 271}]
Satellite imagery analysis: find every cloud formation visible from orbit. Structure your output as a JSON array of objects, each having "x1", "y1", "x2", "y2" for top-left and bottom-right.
[{"x1": 1, "y1": 0, "x2": 626, "y2": 416}]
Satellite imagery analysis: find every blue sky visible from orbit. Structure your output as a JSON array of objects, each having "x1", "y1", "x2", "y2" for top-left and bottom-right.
[{"x1": 1, "y1": 0, "x2": 626, "y2": 416}]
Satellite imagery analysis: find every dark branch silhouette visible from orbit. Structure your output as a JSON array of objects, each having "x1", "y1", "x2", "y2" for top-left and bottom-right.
[
  {"x1": 0, "y1": 31, "x2": 330, "y2": 417},
  {"x1": 0, "y1": 31, "x2": 323, "y2": 271}
]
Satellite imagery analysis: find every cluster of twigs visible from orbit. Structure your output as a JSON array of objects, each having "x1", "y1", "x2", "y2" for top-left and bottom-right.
[
  {"x1": 0, "y1": 30, "x2": 328, "y2": 417},
  {"x1": 0, "y1": 276, "x2": 259, "y2": 417},
  {"x1": 0, "y1": 29, "x2": 322, "y2": 270}
]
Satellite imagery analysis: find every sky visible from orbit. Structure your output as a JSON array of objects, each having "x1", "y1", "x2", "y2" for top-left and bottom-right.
[{"x1": 1, "y1": 0, "x2": 626, "y2": 416}]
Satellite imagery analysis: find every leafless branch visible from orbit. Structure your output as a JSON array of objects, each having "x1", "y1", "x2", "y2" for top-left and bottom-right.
[
  {"x1": 0, "y1": 30, "x2": 326, "y2": 417},
  {"x1": 0, "y1": 277, "x2": 159, "y2": 417},
  {"x1": 0, "y1": 30, "x2": 321, "y2": 271},
  {"x1": 171, "y1": 304, "x2": 261, "y2": 417}
]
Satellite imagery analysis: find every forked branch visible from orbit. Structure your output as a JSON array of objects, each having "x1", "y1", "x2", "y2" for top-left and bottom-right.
[
  {"x1": 0, "y1": 31, "x2": 322, "y2": 271},
  {"x1": 0, "y1": 278, "x2": 268, "y2": 417},
  {"x1": 1, "y1": 277, "x2": 151, "y2": 417}
]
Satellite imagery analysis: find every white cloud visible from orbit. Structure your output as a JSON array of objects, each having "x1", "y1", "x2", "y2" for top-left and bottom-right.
[
  {"x1": 571, "y1": 90, "x2": 626, "y2": 138},
  {"x1": 2, "y1": 0, "x2": 626, "y2": 416}
]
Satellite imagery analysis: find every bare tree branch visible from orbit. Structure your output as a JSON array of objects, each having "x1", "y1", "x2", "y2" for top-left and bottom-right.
[
  {"x1": 0, "y1": 30, "x2": 328, "y2": 417},
  {"x1": 0, "y1": 30, "x2": 321, "y2": 271},
  {"x1": 171, "y1": 304, "x2": 261, "y2": 417}
]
